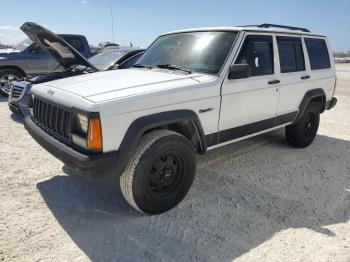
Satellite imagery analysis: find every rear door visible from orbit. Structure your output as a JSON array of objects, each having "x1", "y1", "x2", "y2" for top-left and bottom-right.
[
  {"x1": 303, "y1": 37, "x2": 335, "y2": 102},
  {"x1": 275, "y1": 35, "x2": 309, "y2": 123},
  {"x1": 218, "y1": 33, "x2": 280, "y2": 144}
]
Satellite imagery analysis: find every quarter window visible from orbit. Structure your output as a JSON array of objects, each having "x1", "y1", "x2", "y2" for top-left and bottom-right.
[
  {"x1": 277, "y1": 37, "x2": 305, "y2": 73},
  {"x1": 305, "y1": 39, "x2": 330, "y2": 70},
  {"x1": 64, "y1": 37, "x2": 85, "y2": 53},
  {"x1": 235, "y1": 35, "x2": 274, "y2": 76}
]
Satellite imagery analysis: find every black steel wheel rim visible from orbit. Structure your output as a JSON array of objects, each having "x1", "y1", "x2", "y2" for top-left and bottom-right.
[
  {"x1": 304, "y1": 112, "x2": 316, "y2": 138},
  {"x1": 147, "y1": 151, "x2": 184, "y2": 197}
]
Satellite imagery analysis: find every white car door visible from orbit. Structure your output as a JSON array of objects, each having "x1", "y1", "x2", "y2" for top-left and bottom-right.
[{"x1": 218, "y1": 33, "x2": 280, "y2": 144}]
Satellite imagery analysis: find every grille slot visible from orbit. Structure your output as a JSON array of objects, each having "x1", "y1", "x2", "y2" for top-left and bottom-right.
[
  {"x1": 10, "y1": 85, "x2": 24, "y2": 99},
  {"x1": 33, "y1": 97, "x2": 71, "y2": 140}
]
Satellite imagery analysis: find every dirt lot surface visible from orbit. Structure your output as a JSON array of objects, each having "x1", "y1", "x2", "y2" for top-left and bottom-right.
[{"x1": 0, "y1": 65, "x2": 349, "y2": 262}]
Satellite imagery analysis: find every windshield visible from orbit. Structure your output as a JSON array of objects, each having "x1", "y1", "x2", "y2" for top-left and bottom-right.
[
  {"x1": 89, "y1": 49, "x2": 130, "y2": 70},
  {"x1": 137, "y1": 31, "x2": 237, "y2": 75}
]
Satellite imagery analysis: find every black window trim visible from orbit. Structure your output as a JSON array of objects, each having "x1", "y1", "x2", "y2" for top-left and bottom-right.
[{"x1": 276, "y1": 35, "x2": 306, "y2": 74}]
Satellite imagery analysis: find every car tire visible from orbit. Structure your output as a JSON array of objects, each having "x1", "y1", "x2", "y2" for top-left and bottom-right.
[
  {"x1": 120, "y1": 130, "x2": 196, "y2": 215},
  {"x1": 0, "y1": 69, "x2": 24, "y2": 97},
  {"x1": 285, "y1": 101, "x2": 320, "y2": 148}
]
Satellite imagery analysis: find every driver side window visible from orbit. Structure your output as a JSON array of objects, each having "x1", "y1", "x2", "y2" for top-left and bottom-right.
[
  {"x1": 28, "y1": 44, "x2": 45, "y2": 54},
  {"x1": 235, "y1": 35, "x2": 274, "y2": 76}
]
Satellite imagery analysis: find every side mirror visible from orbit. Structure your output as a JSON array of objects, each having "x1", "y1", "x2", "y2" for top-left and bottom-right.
[
  {"x1": 29, "y1": 44, "x2": 43, "y2": 54},
  {"x1": 30, "y1": 48, "x2": 42, "y2": 54},
  {"x1": 228, "y1": 64, "x2": 251, "y2": 80}
]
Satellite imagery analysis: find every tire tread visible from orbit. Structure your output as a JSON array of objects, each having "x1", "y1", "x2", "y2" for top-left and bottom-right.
[{"x1": 120, "y1": 130, "x2": 182, "y2": 213}]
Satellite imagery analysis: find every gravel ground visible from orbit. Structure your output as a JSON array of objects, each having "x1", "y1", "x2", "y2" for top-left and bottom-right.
[{"x1": 0, "y1": 65, "x2": 349, "y2": 262}]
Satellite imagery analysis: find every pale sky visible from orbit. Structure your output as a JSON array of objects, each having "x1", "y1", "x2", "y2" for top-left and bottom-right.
[{"x1": 0, "y1": 0, "x2": 349, "y2": 51}]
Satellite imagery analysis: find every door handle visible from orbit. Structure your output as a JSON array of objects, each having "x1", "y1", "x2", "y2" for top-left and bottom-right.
[
  {"x1": 268, "y1": 80, "x2": 280, "y2": 85},
  {"x1": 301, "y1": 75, "x2": 311, "y2": 80}
]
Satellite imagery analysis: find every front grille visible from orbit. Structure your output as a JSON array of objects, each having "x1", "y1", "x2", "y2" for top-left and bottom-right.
[
  {"x1": 33, "y1": 96, "x2": 71, "y2": 140},
  {"x1": 10, "y1": 85, "x2": 24, "y2": 99}
]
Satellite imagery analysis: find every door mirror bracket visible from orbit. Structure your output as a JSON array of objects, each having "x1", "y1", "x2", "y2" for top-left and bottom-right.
[{"x1": 228, "y1": 64, "x2": 251, "y2": 80}]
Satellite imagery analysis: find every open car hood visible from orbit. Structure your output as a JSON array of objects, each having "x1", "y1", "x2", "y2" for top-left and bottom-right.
[{"x1": 20, "y1": 22, "x2": 98, "y2": 71}]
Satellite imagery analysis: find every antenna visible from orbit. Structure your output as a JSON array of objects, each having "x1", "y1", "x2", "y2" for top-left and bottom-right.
[{"x1": 110, "y1": 4, "x2": 115, "y2": 44}]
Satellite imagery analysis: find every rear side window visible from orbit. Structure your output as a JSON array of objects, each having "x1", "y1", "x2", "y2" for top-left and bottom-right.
[
  {"x1": 64, "y1": 37, "x2": 85, "y2": 53},
  {"x1": 277, "y1": 37, "x2": 305, "y2": 73},
  {"x1": 305, "y1": 39, "x2": 330, "y2": 70},
  {"x1": 235, "y1": 35, "x2": 274, "y2": 76}
]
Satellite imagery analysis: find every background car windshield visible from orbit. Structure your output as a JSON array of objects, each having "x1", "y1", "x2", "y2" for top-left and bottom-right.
[
  {"x1": 137, "y1": 31, "x2": 237, "y2": 75},
  {"x1": 89, "y1": 49, "x2": 130, "y2": 70}
]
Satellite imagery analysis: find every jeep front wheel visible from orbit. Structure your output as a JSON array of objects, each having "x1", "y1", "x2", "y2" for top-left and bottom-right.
[
  {"x1": 285, "y1": 101, "x2": 320, "y2": 148},
  {"x1": 120, "y1": 130, "x2": 196, "y2": 215}
]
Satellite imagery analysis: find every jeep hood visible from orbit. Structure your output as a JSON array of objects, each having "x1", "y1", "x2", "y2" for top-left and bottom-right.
[
  {"x1": 35, "y1": 69, "x2": 215, "y2": 103},
  {"x1": 20, "y1": 22, "x2": 97, "y2": 71}
]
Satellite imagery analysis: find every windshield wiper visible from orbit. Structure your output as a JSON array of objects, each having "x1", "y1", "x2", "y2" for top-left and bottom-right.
[
  {"x1": 156, "y1": 64, "x2": 191, "y2": 74},
  {"x1": 133, "y1": 63, "x2": 152, "y2": 69}
]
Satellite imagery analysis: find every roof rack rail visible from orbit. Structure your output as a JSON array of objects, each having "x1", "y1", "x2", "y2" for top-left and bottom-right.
[
  {"x1": 257, "y1": 23, "x2": 310, "y2": 33},
  {"x1": 238, "y1": 25, "x2": 259, "y2": 28}
]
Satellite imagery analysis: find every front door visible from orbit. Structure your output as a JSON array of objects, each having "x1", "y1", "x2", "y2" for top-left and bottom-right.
[
  {"x1": 218, "y1": 33, "x2": 280, "y2": 144},
  {"x1": 25, "y1": 44, "x2": 59, "y2": 75}
]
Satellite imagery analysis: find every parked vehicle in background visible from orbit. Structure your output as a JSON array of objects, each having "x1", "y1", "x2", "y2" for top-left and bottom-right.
[
  {"x1": 88, "y1": 47, "x2": 144, "y2": 71},
  {"x1": 24, "y1": 24, "x2": 337, "y2": 215},
  {"x1": 98, "y1": 42, "x2": 120, "y2": 48},
  {"x1": 0, "y1": 25, "x2": 92, "y2": 96},
  {"x1": 8, "y1": 22, "x2": 144, "y2": 115}
]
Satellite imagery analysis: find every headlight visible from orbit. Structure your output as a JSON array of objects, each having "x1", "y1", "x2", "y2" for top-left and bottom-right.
[
  {"x1": 76, "y1": 113, "x2": 89, "y2": 134},
  {"x1": 71, "y1": 134, "x2": 88, "y2": 149},
  {"x1": 71, "y1": 112, "x2": 102, "y2": 152}
]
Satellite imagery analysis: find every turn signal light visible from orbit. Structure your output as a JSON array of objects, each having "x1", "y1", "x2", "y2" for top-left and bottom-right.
[{"x1": 87, "y1": 117, "x2": 102, "y2": 151}]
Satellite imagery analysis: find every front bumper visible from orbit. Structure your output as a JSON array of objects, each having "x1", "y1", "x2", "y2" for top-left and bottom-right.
[
  {"x1": 8, "y1": 101, "x2": 31, "y2": 117},
  {"x1": 24, "y1": 116, "x2": 121, "y2": 180},
  {"x1": 8, "y1": 102, "x2": 21, "y2": 114},
  {"x1": 326, "y1": 97, "x2": 337, "y2": 110}
]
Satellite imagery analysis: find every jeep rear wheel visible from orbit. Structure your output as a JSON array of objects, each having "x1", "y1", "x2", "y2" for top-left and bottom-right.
[
  {"x1": 285, "y1": 101, "x2": 320, "y2": 148},
  {"x1": 120, "y1": 130, "x2": 196, "y2": 215}
]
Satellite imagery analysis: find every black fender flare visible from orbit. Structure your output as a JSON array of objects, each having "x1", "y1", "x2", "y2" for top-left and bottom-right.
[
  {"x1": 293, "y1": 88, "x2": 326, "y2": 124},
  {"x1": 115, "y1": 110, "x2": 207, "y2": 175}
]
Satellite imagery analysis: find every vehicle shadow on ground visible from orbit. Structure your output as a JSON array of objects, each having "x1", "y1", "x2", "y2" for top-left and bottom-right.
[
  {"x1": 37, "y1": 130, "x2": 350, "y2": 262},
  {"x1": 10, "y1": 113, "x2": 24, "y2": 124}
]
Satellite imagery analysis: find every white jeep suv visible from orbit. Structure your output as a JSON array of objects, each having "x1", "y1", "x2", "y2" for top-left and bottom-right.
[{"x1": 24, "y1": 24, "x2": 337, "y2": 214}]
